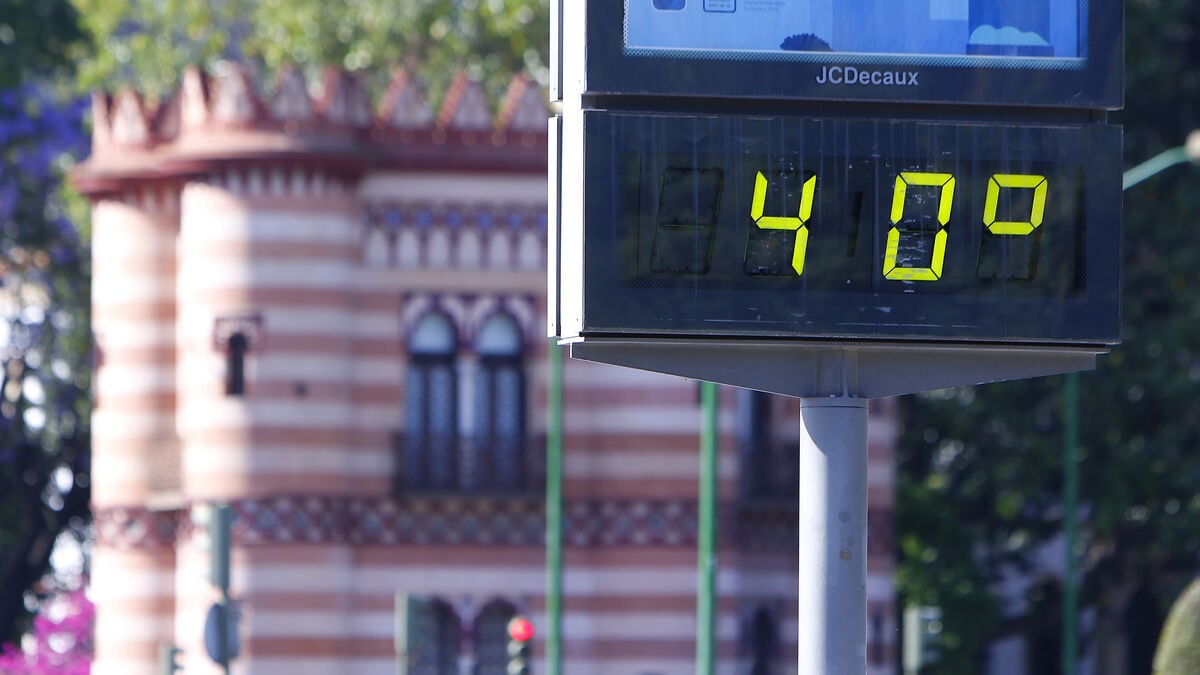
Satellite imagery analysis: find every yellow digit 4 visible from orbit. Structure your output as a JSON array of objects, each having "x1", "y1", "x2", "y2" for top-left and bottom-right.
[
  {"x1": 883, "y1": 172, "x2": 955, "y2": 281},
  {"x1": 984, "y1": 173, "x2": 1048, "y2": 235},
  {"x1": 751, "y1": 171, "x2": 816, "y2": 276}
]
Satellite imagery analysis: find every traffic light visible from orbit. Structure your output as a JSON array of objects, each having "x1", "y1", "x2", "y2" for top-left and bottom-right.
[
  {"x1": 506, "y1": 615, "x2": 534, "y2": 675},
  {"x1": 159, "y1": 644, "x2": 183, "y2": 674},
  {"x1": 208, "y1": 504, "x2": 234, "y2": 591},
  {"x1": 902, "y1": 605, "x2": 943, "y2": 674}
]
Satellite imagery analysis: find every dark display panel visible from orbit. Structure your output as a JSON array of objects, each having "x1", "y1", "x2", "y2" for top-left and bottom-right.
[{"x1": 578, "y1": 111, "x2": 1121, "y2": 344}]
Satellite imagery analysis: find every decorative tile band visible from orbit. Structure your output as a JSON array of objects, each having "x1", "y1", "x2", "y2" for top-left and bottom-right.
[
  {"x1": 93, "y1": 496, "x2": 823, "y2": 555},
  {"x1": 93, "y1": 506, "x2": 182, "y2": 550}
]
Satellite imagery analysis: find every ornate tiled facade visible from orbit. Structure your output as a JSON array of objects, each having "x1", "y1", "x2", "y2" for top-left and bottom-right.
[{"x1": 75, "y1": 61, "x2": 898, "y2": 675}]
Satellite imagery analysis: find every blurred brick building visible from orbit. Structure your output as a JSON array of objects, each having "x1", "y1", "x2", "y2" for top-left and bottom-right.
[{"x1": 73, "y1": 63, "x2": 898, "y2": 675}]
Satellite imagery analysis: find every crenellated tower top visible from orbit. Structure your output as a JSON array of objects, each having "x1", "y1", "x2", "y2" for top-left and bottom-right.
[{"x1": 75, "y1": 63, "x2": 549, "y2": 196}]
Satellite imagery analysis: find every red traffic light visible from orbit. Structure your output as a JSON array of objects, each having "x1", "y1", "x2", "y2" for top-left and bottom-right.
[{"x1": 507, "y1": 616, "x2": 534, "y2": 643}]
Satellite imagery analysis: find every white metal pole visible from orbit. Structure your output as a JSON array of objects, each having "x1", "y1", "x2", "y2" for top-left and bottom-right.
[{"x1": 798, "y1": 397, "x2": 869, "y2": 675}]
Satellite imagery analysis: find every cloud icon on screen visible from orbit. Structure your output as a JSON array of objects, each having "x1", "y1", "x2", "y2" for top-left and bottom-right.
[
  {"x1": 653, "y1": 0, "x2": 686, "y2": 9},
  {"x1": 968, "y1": 24, "x2": 1049, "y2": 46}
]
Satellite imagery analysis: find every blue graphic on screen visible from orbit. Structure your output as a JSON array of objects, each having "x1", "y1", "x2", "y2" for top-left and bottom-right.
[{"x1": 626, "y1": 0, "x2": 1081, "y2": 59}]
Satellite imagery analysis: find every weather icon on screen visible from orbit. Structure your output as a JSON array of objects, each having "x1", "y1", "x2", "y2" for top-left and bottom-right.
[{"x1": 653, "y1": 0, "x2": 686, "y2": 10}]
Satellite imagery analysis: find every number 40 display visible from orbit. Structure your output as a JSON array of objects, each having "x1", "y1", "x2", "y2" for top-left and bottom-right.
[{"x1": 753, "y1": 170, "x2": 1049, "y2": 281}]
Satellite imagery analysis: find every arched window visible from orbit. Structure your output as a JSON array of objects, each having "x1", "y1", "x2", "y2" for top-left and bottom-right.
[
  {"x1": 738, "y1": 389, "x2": 774, "y2": 499},
  {"x1": 403, "y1": 311, "x2": 459, "y2": 490},
  {"x1": 746, "y1": 606, "x2": 778, "y2": 675},
  {"x1": 473, "y1": 599, "x2": 518, "y2": 675},
  {"x1": 406, "y1": 598, "x2": 461, "y2": 675},
  {"x1": 469, "y1": 312, "x2": 526, "y2": 491},
  {"x1": 225, "y1": 332, "x2": 249, "y2": 396}
]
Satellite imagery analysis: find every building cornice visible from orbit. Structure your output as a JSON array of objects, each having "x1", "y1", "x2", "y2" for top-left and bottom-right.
[{"x1": 72, "y1": 63, "x2": 550, "y2": 198}]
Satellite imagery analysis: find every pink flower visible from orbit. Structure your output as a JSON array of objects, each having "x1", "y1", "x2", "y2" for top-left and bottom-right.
[{"x1": 0, "y1": 588, "x2": 92, "y2": 673}]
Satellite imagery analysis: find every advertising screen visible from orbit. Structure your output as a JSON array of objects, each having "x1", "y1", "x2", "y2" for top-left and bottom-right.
[
  {"x1": 627, "y1": 0, "x2": 1082, "y2": 61},
  {"x1": 569, "y1": 0, "x2": 1121, "y2": 107}
]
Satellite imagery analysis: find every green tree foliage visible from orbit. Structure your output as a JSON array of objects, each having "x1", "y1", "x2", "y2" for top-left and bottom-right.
[
  {"x1": 897, "y1": 0, "x2": 1200, "y2": 669},
  {"x1": 0, "y1": 0, "x2": 86, "y2": 87},
  {"x1": 71, "y1": 0, "x2": 549, "y2": 104},
  {"x1": 1155, "y1": 579, "x2": 1200, "y2": 674},
  {"x1": 0, "y1": 2, "x2": 91, "y2": 648}
]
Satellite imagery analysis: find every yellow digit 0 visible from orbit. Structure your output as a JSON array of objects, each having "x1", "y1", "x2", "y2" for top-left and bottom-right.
[
  {"x1": 983, "y1": 174, "x2": 1048, "y2": 235},
  {"x1": 752, "y1": 171, "x2": 816, "y2": 276},
  {"x1": 883, "y1": 172, "x2": 955, "y2": 281}
]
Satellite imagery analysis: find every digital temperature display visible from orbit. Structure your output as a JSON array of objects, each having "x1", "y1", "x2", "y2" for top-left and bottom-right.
[{"x1": 570, "y1": 111, "x2": 1121, "y2": 345}]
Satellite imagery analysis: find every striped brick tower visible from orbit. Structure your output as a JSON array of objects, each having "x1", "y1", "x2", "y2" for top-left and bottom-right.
[
  {"x1": 74, "y1": 61, "x2": 898, "y2": 675},
  {"x1": 83, "y1": 85, "x2": 181, "y2": 675}
]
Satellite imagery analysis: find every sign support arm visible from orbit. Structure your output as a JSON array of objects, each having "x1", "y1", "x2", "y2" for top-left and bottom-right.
[{"x1": 798, "y1": 397, "x2": 869, "y2": 674}]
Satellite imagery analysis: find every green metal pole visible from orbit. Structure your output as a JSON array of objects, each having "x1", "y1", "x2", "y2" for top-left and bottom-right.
[
  {"x1": 1056, "y1": 136, "x2": 1199, "y2": 674},
  {"x1": 697, "y1": 381, "x2": 719, "y2": 675},
  {"x1": 1122, "y1": 146, "x2": 1190, "y2": 190},
  {"x1": 1062, "y1": 372, "x2": 1079, "y2": 675},
  {"x1": 546, "y1": 340, "x2": 564, "y2": 675}
]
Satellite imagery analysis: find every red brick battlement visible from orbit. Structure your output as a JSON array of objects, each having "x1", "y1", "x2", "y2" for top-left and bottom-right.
[{"x1": 75, "y1": 63, "x2": 549, "y2": 195}]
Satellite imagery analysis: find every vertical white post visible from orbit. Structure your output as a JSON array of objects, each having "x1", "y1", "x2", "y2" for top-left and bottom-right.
[{"x1": 798, "y1": 397, "x2": 869, "y2": 675}]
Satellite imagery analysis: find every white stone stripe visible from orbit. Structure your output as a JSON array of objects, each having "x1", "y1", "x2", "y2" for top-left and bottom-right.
[
  {"x1": 356, "y1": 565, "x2": 794, "y2": 597},
  {"x1": 234, "y1": 569, "x2": 807, "y2": 612},
  {"x1": 254, "y1": 353, "x2": 356, "y2": 380},
  {"x1": 174, "y1": 307, "x2": 402, "y2": 341},
  {"x1": 91, "y1": 453, "x2": 170, "y2": 490},
  {"x1": 562, "y1": 612, "x2": 744, "y2": 641},
  {"x1": 180, "y1": 199, "x2": 358, "y2": 244},
  {"x1": 247, "y1": 610, "x2": 357, "y2": 638},
  {"x1": 96, "y1": 365, "x2": 175, "y2": 397},
  {"x1": 178, "y1": 352, "x2": 356, "y2": 381},
  {"x1": 93, "y1": 274, "x2": 175, "y2": 304},
  {"x1": 564, "y1": 451, "x2": 736, "y2": 481},
  {"x1": 361, "y1": 268, "x2": 543, "y2": 293},
  {"x1": 92, "y1": 232, "x2": 175, "y2": 259},
  {"x1": 344, "y1": 657, "x2": 763, "y2": 675},
  {"x1": 868, "y1": 573, "x2": 895, "y2": 600},
  {"x1": 225, "y1": 659, "x2": 349, "y2": 675},
  {"x1": 94, "y1": 614, "x2": 173, "y2": 643},
  {"x1": 530, "y1": 659, "x2": 694, "y2": 675},
  {"x1": 179, "y1": 259, "x2": 355, "y2": 291},
  {"x1": 184, "y1": 446, "x2": 390, "y2": 476},
  {"x1": 176, "y1": 400, "x2": 358, "y2": 431},
  {"x1": 359, "y1": 173, "x2": 546, "y2": 203},
  {"x1": 173, "y1": 400, "x2": 396, "y2": 433},
  {"x1": 90, "y1": 658, "x2": 160, "y2": 675},
  {"x1": 868, "y1": 462, "x2": 895, "y2": 488},
  {"x1": 94, "y1": 321, "x2": 175, "y2": 350},
  {"x1": 92, "y1": 408, "x2": 174, "y2": 439},
  {"x1": 564, "y1": 406, "x2": 727, "y2": 434},
  {"x1": 240, "y1": 564, "x2": 547, "y2": 599},
  {"x1": 353, "y1": 404, "x2": 401, "y2": 429},
  {"x1": 257, "y1": 609, "x2": 753, "y2": 642},
  {"x1": 554, "y1": 359, "x2": 692, "y2": 388},
  {"x1": 236, "y1": 563, "x2": 353, "y2": 594},
  {"x1": 352, "y1": 359, "x2": 404, "y2": 384},
  {"x1": 89, "y1": 564, "x2": 174, "y2": 602},
  {"x1": 868, "y1": 416, "x2": 899, "y2": 442},
  {"x1": 346, "y1": 660, "x2": 402, "y2": 675}
]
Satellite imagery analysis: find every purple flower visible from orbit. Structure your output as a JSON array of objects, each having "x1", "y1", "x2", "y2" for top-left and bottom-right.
[{"x1": 0, "y1": 588, "x2": 93, "y2": 672}]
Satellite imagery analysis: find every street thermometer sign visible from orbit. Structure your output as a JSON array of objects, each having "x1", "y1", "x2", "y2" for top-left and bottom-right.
[
  {"x1": 550, "y1": 1, "x2": 1121, "y2": 396},
  {"x1": 548, "y1": 2, "x2": 1122, "y2": 672}
]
